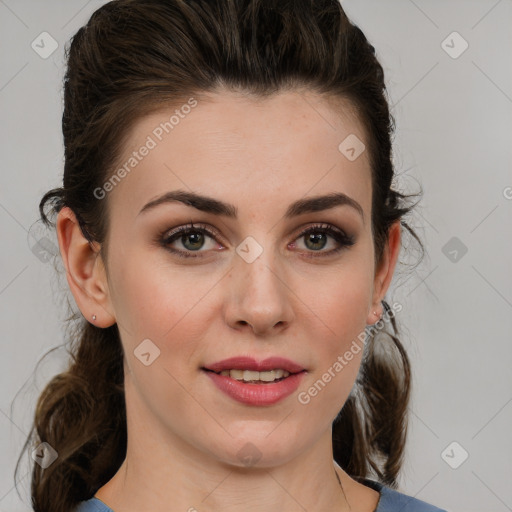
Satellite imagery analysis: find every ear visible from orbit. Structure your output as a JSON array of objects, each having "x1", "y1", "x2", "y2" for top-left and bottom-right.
[
  {"x1": 56, "y1": 206, "x2": 116, "y2": 327},
  {"x1": 366, "y1": 220, "x2": 401, "y2": 325}
]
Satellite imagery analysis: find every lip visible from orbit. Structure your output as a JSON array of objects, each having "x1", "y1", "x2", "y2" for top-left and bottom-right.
[
  {"x1": 203, "y1": 356, "x2": 305, "y2": 374},
  {"x1": 203, "y1": 369, "x2": 306, "y2": 406}
]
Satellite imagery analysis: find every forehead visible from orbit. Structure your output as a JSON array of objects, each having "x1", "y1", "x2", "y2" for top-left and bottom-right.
[{"x1": 107, "y1": 89, "x2": 372, "y2": 223}]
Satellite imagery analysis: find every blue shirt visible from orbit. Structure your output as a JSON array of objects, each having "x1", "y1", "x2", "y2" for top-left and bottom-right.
[{"x1": 74, "y1": 478, "x2": 447, "y2": 511}]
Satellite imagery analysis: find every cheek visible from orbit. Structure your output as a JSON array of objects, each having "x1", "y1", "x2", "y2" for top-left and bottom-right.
[
  {"x1": 300, "y1": 259, "x2": 373, "y2": 338},
  {"x1": 111, "y1": 254, "x2": 214, "y2": 427},
  {"x1": 296, "y1": 264, "x2": 372, "y2": 408},
  {"x1": 109, "y1": 247, "x2": 218, "y2": 339},
  {"x1": 109, "y1": 250, "x2": 224, "y2": 412}
]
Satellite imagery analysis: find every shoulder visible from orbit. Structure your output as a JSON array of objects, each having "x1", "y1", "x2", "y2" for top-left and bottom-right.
[
  {"x1": 73, "y1": 497, "x2": 114, "y2": 512},
  {"x1": 360, "y1": 478, "x2": 448, "y2": 512}
]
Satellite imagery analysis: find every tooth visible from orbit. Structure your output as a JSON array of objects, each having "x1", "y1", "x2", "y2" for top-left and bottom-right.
[
  {"x1": 243, "y1": 370, "x2": 260, "y2": 381},
  {"x1": 259, "y1": 370, "x2": 277, "y2": 382},
  {"x1": 221, "y1": 369, "x2": 292, "y2": 382},
  {"x1": 230, "y1": 369, "x2": 244, "y2": 379}
]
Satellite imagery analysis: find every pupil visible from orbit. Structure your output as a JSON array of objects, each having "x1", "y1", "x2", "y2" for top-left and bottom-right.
[
  {"x1": 183, "y1": 232, "x2": 203, "y2": 250},
  {"x1": 306, "y1": 233, "x2": 326, "y2": 250}
]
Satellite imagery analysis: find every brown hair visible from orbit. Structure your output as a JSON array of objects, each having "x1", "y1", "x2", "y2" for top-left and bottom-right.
[{"x1": 15, "y1": 1, "x2": 424, "y2": 511}]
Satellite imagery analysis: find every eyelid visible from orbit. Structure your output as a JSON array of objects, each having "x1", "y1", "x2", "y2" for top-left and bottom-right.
[
  {"x1": 295, "y1": 222, "x2": 352, "y2": 240},
  {"x1": 161, "y1": 222, "x2": 223, "y2": 244}
]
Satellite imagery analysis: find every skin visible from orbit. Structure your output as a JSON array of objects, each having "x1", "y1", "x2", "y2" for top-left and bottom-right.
[{"x1": 57, "y1": 88, "x2": 401, "y2": 512}]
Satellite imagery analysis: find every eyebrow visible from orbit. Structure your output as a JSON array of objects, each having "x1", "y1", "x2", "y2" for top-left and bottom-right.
[{"x1": 138, "y1": 189, "x2": 364, "y2": 222}]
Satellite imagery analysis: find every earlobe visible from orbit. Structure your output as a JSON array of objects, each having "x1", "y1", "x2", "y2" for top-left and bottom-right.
[
  {"x1": 366, "y1": 221, "x2": 401, "y2": 325},
  {"x1": 56, "y1": 207, "x2": 116, "y2": 327}
]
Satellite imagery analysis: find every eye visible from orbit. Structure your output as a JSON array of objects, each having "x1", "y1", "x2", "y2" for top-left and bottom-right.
[
  {"x1": 159, "y1": 222, "x2": 222, "y2": 258},
  {"x1": 159, "y1": 222, "x2": 355, "y2": 259},
  {"x1": 290, "y1": 223, "x2": 355, "y2": 258}
]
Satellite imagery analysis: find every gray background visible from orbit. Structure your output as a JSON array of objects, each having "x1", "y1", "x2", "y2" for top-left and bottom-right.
[{"x1": 1, "y1": 1, "x2": 511, "y2": 511}]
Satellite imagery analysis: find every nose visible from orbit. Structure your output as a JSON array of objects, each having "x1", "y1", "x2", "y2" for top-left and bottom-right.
[{"x1": 225, "y1": 248, "x2": 294, "y2": 337}]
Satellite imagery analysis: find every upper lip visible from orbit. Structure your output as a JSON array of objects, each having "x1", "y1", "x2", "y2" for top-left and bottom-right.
[{"x1": 203, "y1": 356, "x2": 305, "y2": 374}]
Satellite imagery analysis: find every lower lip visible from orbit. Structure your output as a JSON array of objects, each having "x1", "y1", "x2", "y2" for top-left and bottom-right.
[{"x1": 203, "y1": 370, "x2": 306, "y2": 406}]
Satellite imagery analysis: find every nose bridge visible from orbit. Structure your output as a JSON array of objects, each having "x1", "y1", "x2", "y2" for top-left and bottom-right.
[
  {"x1": 237, "y1": 233, "x2": 282, "y2": 296},
  {"x1": 229, "y1": 232, "x2": 292, "y2": 331}
]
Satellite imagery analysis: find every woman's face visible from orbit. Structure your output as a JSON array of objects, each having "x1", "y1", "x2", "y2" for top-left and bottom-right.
[{"x1": 94, "y1": 89, "x2": 395, "y2": 468}]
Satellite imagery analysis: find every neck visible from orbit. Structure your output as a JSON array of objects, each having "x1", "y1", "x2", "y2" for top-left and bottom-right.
[
  {"x1": 96, "y1": 440, "x2": 353, "y2": 512},
  {"x1": 95, "y1": 410, "x2": 353, "y2": 511}
]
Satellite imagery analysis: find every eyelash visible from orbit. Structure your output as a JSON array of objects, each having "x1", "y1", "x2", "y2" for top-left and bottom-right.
[{"x1": 159, "y1": 222, "x2": 355, "y2": 259}]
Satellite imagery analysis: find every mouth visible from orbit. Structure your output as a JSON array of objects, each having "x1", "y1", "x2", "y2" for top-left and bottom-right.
[
  {"x1": 202, "y1": 355, "x2": 306, "y2": 384},
  {"x1": 201, "y1": 356, "x2": 307, "y2": 406},
  {"x1": 202, "y1": 367, "x2": 305, "y2": 384}
]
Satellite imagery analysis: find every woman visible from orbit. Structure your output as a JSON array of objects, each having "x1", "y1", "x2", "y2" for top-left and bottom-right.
[{"x1": 16, "y1": 0, "x2": 447, "y2": 511}]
